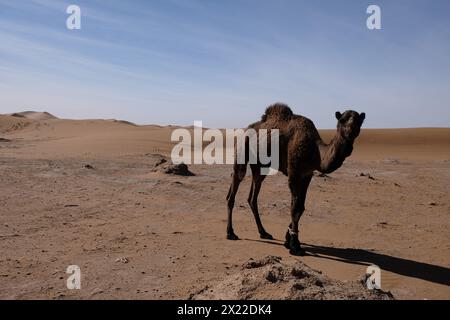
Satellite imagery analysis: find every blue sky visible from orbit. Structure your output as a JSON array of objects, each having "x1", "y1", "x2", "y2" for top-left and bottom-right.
[{"x1": 1, "y1": 0, "x2": 449, "y2": 128}]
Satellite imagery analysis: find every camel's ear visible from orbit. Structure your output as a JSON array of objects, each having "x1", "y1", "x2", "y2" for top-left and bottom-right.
[
  {"x1": 335, "y1": 111, "x2": 342, "y2": 120},
  {"x1": 360, "y1": 112, "x2": 366, "y2": 123}
]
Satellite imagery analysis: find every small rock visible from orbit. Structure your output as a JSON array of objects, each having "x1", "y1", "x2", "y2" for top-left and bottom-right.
[
  {"x1": 115, "y1": 257, "x2": 129, "y2": 264},
  {"x1": 91, "y1": 289, "x2": 104, "y2": 295},
  {"x1": 359, "y1": 173, "x2": 375, "y2": 180},
  {"x1": 154, "y1": 158, "x2": 167, "y2": 167},
  {"x1": 152, "y1": 159, "x2": 194, "y2": 176},
  {"x1": 315, "y1": 279, "x2": 324, "y2": 287},
  {"x1": 314, "y1": 172, "x2": 332, "y2": 179},
  {"x1": 291, "y1": 267, "x2": 309, "y2": 279},
  {"x1": 244, "y1": 256, "x2": 282, "y2": 269},
  {"x1": 265, "y1": 268, "x2": 282, "y2": 283},
  {"x1": 292, "y1": 283, "x2": 305, "y2": 290},
  {"x1": 163, "y1": 163, "x2": 195, "y2": 176}
]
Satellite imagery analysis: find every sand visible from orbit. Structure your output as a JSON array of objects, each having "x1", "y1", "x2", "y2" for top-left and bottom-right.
[
  {"x1": 191, "y1": 256, "x2": 393, "y2": 300},
  {"x1": 0, "y1": 113, "x2": 449, "y2": 300}
]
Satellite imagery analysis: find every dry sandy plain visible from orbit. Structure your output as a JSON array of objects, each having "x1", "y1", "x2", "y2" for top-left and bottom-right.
[{"x1": 0, "y1": 112, "x2": 449, "y2": 300}]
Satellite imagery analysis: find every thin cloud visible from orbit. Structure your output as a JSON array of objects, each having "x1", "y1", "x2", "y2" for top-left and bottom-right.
[{"x1": 1, "y1": 0, "x2": 449, "y2": 128}]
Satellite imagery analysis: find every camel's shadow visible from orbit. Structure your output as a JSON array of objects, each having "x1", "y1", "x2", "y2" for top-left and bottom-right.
[{"x1": 244, "y1": 239, "x2": 450, "y2": 286}]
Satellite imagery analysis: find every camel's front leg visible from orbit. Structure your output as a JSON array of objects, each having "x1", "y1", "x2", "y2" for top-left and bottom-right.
[{"x1": 285, "y1": 174, "x2": 312, "y2": 255}]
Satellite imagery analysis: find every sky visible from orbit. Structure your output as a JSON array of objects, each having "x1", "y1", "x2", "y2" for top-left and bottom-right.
[{"x1": 0, "y1": 0, "x2": 449, "y2": 128}]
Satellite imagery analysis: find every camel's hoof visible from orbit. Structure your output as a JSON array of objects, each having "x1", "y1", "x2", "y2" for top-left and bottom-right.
[
  {"x1": 289, "y1": 247, "x2": 306, "y2": 256},
  {"x1": 259, "y1": 231, "x2": 274, "y2": 240},
  {"x1": 284, "y1": 231, "x2": 292, "y2": 249},
  {"x1": 288, "y1": 236, "x2": 303, "y2": 255},
  {"x1": 226, "y1": 232, "x2": 239, "y2": 240}
]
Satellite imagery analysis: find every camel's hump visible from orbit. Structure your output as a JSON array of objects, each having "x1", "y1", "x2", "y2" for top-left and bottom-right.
[{"x1": 261, "y1": 103, "x2": 294, "y2": 122}]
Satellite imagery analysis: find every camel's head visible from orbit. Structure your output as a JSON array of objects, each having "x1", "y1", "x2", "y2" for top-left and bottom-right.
[{"x1": 335, "y1": 110, "x2": 365, "y2": 141}]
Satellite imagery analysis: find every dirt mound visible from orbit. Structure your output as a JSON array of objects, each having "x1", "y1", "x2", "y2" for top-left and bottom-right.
[
  {"x1": 10, "y1": 111, "x2": 58, "y2": 121},
  {"x1": 150, "y1": 155, "x2": 195, "y2": 176},
  {"x1": 161, "y1": 163, "x2": 194, "y2": 176},
  {"x1": 191, "y1": 256, "x2": 394, "y2": 300}
]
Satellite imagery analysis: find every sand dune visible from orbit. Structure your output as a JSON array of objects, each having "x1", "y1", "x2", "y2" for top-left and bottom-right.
[
  {"x1": 1, "y1": 114, "x2": 449, "y2": 160},
  {"x1": 8, "y1": 111, "x2": 58, "y2": 121},
  {"x1": 0, "y1": 113, "x2": 449, "y2": 300},
  {"x1": 0, "y1": 115, "x2": 33, "y2": 134}
]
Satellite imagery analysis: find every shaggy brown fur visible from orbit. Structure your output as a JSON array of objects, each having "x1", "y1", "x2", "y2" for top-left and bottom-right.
[
  {"x1": 261, "y1": 103, "x2": 294, "y2": 122},
  {"x1": 226, "y1": 103, "x2": 365, "y2": 255}
]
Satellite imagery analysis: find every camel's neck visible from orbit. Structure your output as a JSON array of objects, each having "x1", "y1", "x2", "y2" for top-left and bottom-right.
[{"x1": 317, "y1": 133, "x2": 354, "y2": 174}]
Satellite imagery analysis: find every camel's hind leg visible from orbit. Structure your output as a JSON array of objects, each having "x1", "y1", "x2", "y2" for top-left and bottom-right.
[
  {"x1": 226, "y1": 163, "x2": 247, "y2": 240},
  {"x1": 248, "y1": 165, "x2": 273, "y2": 239}
]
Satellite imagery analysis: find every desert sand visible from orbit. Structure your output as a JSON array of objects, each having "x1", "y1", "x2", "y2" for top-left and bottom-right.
[{"x1": 0, "y1": 112, "x2": 449, "y2": 299}]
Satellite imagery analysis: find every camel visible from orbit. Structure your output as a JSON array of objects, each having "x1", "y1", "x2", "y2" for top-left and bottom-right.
[{"x1": 226, "y1": 103, "x2": 365, "y2": 255}]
